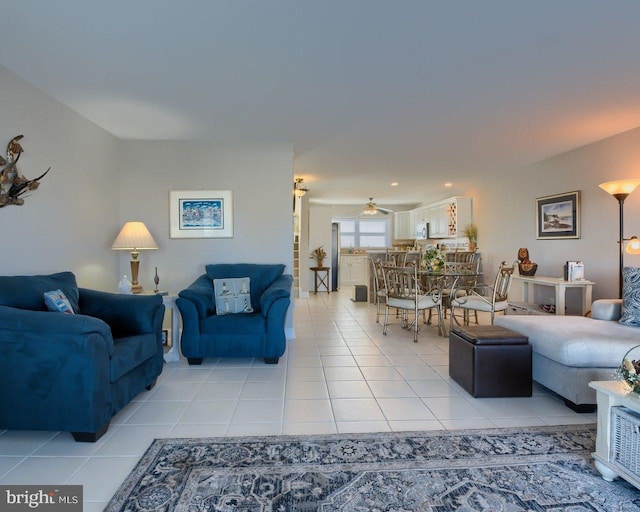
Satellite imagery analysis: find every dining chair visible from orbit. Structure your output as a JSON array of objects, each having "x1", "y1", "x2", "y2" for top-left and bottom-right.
[
  {"x1": 450, "y1": 261, "x2": 516, "y2": 328},
  {"x1": 370, "y1": 257, "x2": 388, "y2": 323},
  {"x1": 442, "y1": 260, "x2": 481, "y2": 322},
  {"x1": 445, "y1": 249, "x2": 477, "y2": 263},
  {"x1": 381, "y1": 263, "x2": 444, "y2": 341}
]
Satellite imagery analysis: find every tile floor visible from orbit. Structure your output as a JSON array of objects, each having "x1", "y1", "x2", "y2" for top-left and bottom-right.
[{"x1": 0, "y1": 288, "x2": 596, "y2": 510}]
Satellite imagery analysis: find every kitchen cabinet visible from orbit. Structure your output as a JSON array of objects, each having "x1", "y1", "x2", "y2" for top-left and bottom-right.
[
  {"x1": 340, "y1": 254, "x2": 369, "y2": 286},
  {"x1": 427, "y1": 197, "x2": 472, "y2": 239},
  {"x1": 393, "y1": 211, "x2": 414, "y2": 239}
]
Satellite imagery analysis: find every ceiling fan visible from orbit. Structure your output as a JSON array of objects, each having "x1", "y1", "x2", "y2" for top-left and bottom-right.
[{"x1": 361, "y1": 197, "x2": 394, "y2": 216}]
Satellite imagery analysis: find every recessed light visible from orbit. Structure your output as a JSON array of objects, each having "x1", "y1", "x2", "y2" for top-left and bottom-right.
[
  {"x1": 390, "y1": 182, "x2": 398, "y2": 187},
  {"x1": 444, "y1": 182, "x2": 453, "y2": 187}
]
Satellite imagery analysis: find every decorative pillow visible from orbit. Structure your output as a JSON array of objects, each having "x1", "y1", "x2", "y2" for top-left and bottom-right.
[
  {"x1": 213, "y1": 277, "x2": 254, "y2": 315},
  {"x1": 619, "y1": 267, "x2": 640, "y2": 327},
  {"x1": 43, "y1": 289, "x2": 75, "y2": 315}
]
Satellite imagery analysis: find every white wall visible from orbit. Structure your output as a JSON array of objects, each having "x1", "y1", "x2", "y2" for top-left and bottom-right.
[
  {"x1": 117, "y1": 141, "x2": 294, "y2": 294},
  {"x1": 0, "y1": 65, "x2": 119, "y2": 289},
  {"x1": 474, "y1": 127, "x2": 640, "y2": 305}
]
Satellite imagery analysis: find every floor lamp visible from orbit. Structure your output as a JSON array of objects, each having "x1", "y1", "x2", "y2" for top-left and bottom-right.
[
  {"x1": 599, "y1": 179, "x2": 640, "y2": 298},
  {"x1": 111, "y1": 221, "x2": 158, "y2": 294}
]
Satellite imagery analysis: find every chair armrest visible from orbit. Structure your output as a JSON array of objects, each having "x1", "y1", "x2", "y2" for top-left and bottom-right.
[
  {"x1": 0, "y1": 304, "x2": 114, "y2": 356},
  {"x1": 591, "y1": 299, "x2": 622, "y2": 320},
  {"x1": 177, "y1": 274, "x2": 215, "y2": 318},
  {"x1": 79, "y1": 288, "x2": 164, "y2": 338},
  {"x1": 260, "y1": 274, "x2": 293, "y2": 317}
]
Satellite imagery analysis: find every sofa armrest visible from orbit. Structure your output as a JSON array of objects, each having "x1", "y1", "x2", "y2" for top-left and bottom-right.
[
  {"x1": 260, "y1": 274, "x2": 293, "y2": 317},
  {"x1": 0, "y1": 304, "x2": 114, "y2": 356},
  {"x1": 79, "y1": 288, "x2": 164, "y2": 338},
  {"x1": 178, "y1": 274, "x2": 215, "y2": 318},
  {"x1": 591, "y1": 299, "x2": 622, "y2": 321}
]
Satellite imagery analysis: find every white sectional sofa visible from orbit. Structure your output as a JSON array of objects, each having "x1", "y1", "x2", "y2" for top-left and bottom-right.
[{"x1": 495, "y1": 299, "x2": 639, "y2": 412}]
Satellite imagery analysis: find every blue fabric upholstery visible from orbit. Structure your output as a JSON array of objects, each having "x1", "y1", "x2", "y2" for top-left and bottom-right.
[
  {"x1": 0, "y1": 273, "x2": 165, "y2": 441},
  {"x1": 178, "y1": 264, "x2": 292, "y2": 364},
  {"x1": 0, "y1": 271, "x2": 80, "y2": 312}
]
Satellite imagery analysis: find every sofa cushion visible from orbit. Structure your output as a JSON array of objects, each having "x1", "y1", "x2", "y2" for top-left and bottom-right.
[
  {"x1": 200, "y1": 311, "x2": 265, "y2": 335},
  {"x1": 619, "y1": 267, "x2": 640, "y2": 327},
  {"x1": 495, "y1": 315, "x2": 640, "y2": 368},
  {"x1": 110, "y1": 333, "x2": 159, "y2": 382},
  {"x1": 0, "y1": 272, "x2": 79, "y2": 312},
  {"x1": 44, "y1": 289, "x2": 75, "y2": 314},
  {"x1": 206, "y1": 264, "x2": 284, "y2": 310},
  {"x1": 213, "y1": 277, "x2": 253, "y2": 314}
]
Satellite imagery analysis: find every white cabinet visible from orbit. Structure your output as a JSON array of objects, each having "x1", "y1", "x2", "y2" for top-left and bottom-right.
[
  {"x1": 340, "y1": 255, "x2": 369, "y2": 286},
  {"x1": 393, "y1": 211, "x2": 414, "y2": 239},
  {"x1": 427, "y1": 197, "x2": 472, "y2": 239}
]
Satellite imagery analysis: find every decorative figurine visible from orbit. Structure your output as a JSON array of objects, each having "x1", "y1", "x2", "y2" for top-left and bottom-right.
[
  {"x1": 154, "y1": 267, "x2": 160, "y2": 293},
  {"x1": 517, "y1": 247, "x2": 538, "y2": 276}
]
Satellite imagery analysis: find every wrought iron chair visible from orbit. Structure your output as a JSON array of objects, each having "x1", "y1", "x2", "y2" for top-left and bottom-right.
[
  {"x1": 370, "y1": 257, "x2": 388, "y2": 323},
  {"x1": 450, "y1": 261, "x2": 516, "y2": 328},
  {"x1": 442, "y1": 260, "x2": 481, "y2": 322},
  {"x1": 381, "y1": 263, "x2": 444, "y2": 341},
  {"x1": 445, "y1": 249, "x2": 477, "y2": 263}
]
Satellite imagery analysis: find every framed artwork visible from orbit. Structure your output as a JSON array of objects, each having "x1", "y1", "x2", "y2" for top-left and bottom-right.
[
  {"x1": 162, "y1": 329, "x2": 169, "y2": 345},
  {"x1": 536, "y1": 191, "x2": 580, "y2": 239},
  {"x1": 169, "y1": 190, "x2": 233, "y2": 238}
]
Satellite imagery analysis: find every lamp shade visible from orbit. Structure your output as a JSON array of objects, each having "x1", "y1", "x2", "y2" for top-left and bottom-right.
[
  {"x1": 627, "y1": 236, "x2": 640, "y2": 255},
  {"x1": 598, "y1": 179, "x2": 640, "y2": 198},
  {"x1": 111, "y1": 222, "x2": 158, "y2": 251}
]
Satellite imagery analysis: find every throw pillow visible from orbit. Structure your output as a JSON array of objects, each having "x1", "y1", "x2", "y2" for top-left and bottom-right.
[
  {"x1": 43, "y1": 289, "x2": 75, "y2": 315},
  {"x1": 619, "y1": 267, "x2": 640, "y2": 327},
  {"x1": 213, "y1": 277, "x2": 254, "y2": 315}
]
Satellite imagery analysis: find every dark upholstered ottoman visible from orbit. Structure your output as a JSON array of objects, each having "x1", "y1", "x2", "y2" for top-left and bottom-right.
[{"x1": 449, "y1": 325, "x2": 532, "y2": 398}]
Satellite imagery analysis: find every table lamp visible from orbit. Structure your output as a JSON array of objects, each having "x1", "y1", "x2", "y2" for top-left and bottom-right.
[
  {"x1": 111, "y1": 221, "x2": 158, "y2": 294},
  {"x1": 598, "y1": 179, "x2": 640, "y2": 298}
]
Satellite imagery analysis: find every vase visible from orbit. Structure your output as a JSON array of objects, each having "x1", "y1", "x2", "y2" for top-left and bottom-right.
[{"x1": 317, "y1": 259, "x2": 324, "y2": 268}]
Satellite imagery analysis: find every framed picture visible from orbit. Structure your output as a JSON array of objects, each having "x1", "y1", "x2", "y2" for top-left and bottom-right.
[
  {"x1": 170, "y1": 190, "x2": 233, "y2": 238},
  {"x1": 162, "y1": 329, "x2": 169, "y2": 345},
  {"x1": 536, "y1": 191, "x2": 580, "y2": 239}
]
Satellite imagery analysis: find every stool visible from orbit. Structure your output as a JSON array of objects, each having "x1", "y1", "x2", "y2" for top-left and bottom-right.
[
  {"x1": 449, "y1": 325, "x2": 531, "y2": 398},
  {"x1": 310, "y1": 267, "x2": 330, "y2": 294}
]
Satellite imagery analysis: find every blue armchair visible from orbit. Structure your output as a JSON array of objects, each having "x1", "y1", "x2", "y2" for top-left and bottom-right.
[
  {"x1": 176, "y1": 263, "x2": 293, "y2": 365},
  {"x1": 0, "y1": 272, "x2": 165, "y2": 442}
]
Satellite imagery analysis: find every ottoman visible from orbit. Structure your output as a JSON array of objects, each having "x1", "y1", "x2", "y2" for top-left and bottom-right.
[{"x1": 449, "y1": 325, "x2": 532, "y2": 398}]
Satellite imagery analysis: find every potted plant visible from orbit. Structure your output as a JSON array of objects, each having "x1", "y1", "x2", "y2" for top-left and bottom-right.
[
  {"x1": 310, "y1": 246, "x2": 327, "y2": 268},
  {"x1": 465, "y1": 224, "x2": 478, "y2": 251}
]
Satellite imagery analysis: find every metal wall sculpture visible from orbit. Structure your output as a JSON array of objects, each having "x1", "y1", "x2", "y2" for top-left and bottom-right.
[{"x1": 0, "y1": 135, "x2": 50, "y2": 208}]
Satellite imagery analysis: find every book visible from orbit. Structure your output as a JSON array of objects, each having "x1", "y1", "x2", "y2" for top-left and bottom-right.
[{"x1": 564, "y1": 261, "x2": 585, "y2": 281}]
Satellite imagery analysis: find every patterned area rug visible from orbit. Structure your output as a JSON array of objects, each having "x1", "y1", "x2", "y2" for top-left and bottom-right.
[{"x1": 105, "y1": 425, "x2": 640, "y2": 511}]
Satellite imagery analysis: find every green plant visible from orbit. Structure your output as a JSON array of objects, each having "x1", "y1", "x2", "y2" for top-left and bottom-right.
[{"x1": 464, "y1": 224, "x2": 478, "y2": 243}]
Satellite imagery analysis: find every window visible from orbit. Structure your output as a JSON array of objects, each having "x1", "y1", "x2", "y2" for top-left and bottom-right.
[{"x1": 336, "y1": 218, "x2": 390, "y2": 248}]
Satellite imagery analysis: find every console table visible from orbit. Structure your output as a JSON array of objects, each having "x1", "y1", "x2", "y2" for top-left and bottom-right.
[
  {"x1": 589, "y1": 380, "x2": 640, "y2": 490},
  {"x1": 512, "y1": 275, "x2": 595, "y2": 316}
]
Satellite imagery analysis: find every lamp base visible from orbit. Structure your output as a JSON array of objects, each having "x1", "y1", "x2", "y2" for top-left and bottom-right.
[{"x1": 131, "y1": 284, "x2": 143, "y2": 294}]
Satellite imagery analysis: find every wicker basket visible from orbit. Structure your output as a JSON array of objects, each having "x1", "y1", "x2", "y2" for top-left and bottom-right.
[{"x1": 610, "y1": 406, "x2": 640, "y2": 479}]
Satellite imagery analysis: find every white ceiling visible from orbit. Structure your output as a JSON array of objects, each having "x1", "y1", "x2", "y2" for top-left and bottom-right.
[{"x1": 2, "y1": 1, "x2": 640, "y2": 208}]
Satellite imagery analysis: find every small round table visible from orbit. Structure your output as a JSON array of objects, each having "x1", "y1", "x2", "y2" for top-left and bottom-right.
[{"x1": 310, "y1": 267, "x2": 330, "y2": 294}]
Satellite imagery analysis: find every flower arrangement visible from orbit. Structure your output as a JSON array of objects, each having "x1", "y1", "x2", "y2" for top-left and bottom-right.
[
  {"x1": 422, "y1": 247, "x2": 445, "y2": 272},
  {"x1": 310, "y1": 246, "x2": 327, "y2": 266},
  {"x1": 616, "y1": 345, "x2": 640, "y2": 394}
]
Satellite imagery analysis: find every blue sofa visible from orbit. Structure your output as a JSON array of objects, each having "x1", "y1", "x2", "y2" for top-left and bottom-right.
[
  {"x1": 0, "y1": 272, "x2": 165, "y2": 441},
  {"x1": 177, "y1": 263, "x2": 293, "y2": 364}
]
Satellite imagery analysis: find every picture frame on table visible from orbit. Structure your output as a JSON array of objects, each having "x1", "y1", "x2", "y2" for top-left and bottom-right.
[
  {"x1": 169, "y1": 190, "x2": 233, "y2": 238},
  {"x1": 536, "y1": 191, "x2": 580, "y2": 239},
  {"x1": 162, "y1": 329, "x2": 169, "y2": 345}
]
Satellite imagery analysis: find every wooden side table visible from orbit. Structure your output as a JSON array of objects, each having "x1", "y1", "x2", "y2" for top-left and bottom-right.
[{"x1": 310, "y1": 267, "x2": 330, "y2": 294}]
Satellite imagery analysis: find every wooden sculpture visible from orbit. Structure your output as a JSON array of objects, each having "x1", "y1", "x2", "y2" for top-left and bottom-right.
[{"x1": 0, "y1": 135, "x2": 50, "y2": 207}]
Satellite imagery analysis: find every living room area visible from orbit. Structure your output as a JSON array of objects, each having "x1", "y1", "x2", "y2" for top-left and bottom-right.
[{"x1": 2, "y1": 2, "x2": 640, "y2": 510}]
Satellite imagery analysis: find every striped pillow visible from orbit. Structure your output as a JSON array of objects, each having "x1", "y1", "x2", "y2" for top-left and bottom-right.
[{"x1": 619, "y1": 267, "x2": 640, "y2": 327}]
